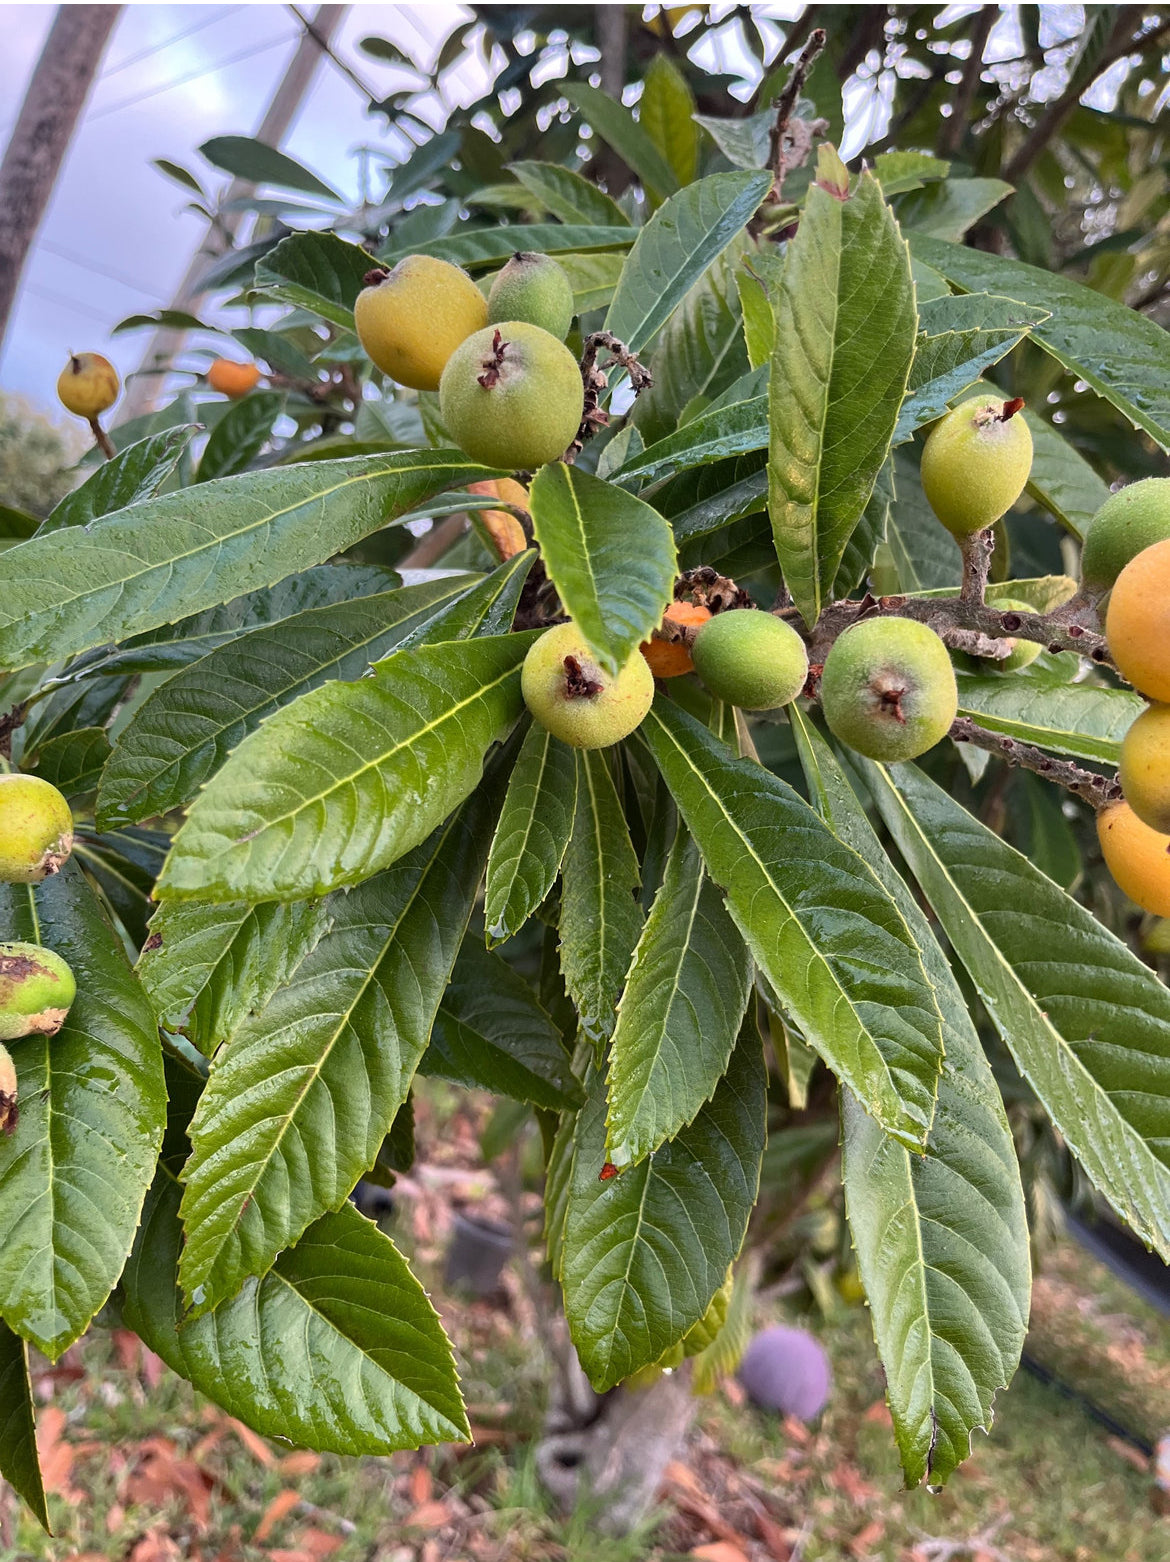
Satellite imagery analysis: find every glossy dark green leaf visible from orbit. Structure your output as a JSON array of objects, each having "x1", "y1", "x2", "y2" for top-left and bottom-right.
[
  {"x1": 620, "y1": 368, "x2": 767, "y2": 485},
  {"x1": 1024, "y1": 412, "x2": 1109, "y2": 538},
  {"x1": 177, "y1": 791, "x2": 497, "y2": 1314},
  {"x1": 606, "y1": 172, "x2": 772, "y2": 353},
  {"x1": 379, "y1": 224, "x2": 634, "y2": 270},
  {"x1": 769, "y1": 165, "x2": 917, "y2": 624},
  {"x1": 896, "y1": 294, "x2": 1050, "y2": 441},
  {"x1": 200, "y1": 135, "x2": 341, "y2": 201},
  {"x1": 0, "y1": 864, "x2": 165, "y2": 1358},
  {"x1": 253, "y1": 231, "x2": 374, "y2": 330},
  {"x1": 40, "y1": 427, "x2": 195, "y2": 534},
  {"x1": 605, "y1": 829, "x2": 751, "y2": 1168},
  {"x1": 912, "y1": 236, "x2": 1170, "y2": 450},
  {"x1": 508, "y1": 161, "x2": 631, "y2": 227},
  {"x1": 157, "y1": 632, "x2": 535, "y2": 904},
  {"x1": 195, "y1": 390, "x2": 284, "y2": 482},
  {"x1": 642, "y1": 698, "x2": 942, "y2": 1148},
  {"x1": 898, "y1": 179, "x2": 1012, "y2": 240},
  {"x1": 98, "y1": 576, "x2": 474, "y2": 827},
  {"x1": 631, "y1": 243, "x2": 750, "y2": 446},
  {"x1": 484, "y1": 719, "x2": 578, "y2": 945},
  {"x1": 425, "y1": 940, "x2": 581, "y2": 1108},
  {"x1": 123, "y1": 1172, "x2": 469, "y2": 1454},
  {"x1": 528, "y1": 463, "x2": 676, "y2": 676},
  {"x1": 29, "y1": 727, "x2": 110, "y2": 798},
  {"x1": 561, "y1": 1019, "x2": 766, "y2": 1391},
  {"x1": 0, "y1": 450, "x2": 487, "y2": 672},
  {"x1": 791, "y1": 710, "x2": 1029, "y2": 1487},
  {"x1": 560, "y1": 750, "x2": 643, "y2": 1044},
  {"x1": 0, "y1": 1320, "x2": 48, "y2": 1531},
  {"x1": 955, "y1": 672, "x2": 1141, "y2": 765},
  {"x1": 73, "y1": 826, "x2": 169, "y2": 949},
  {"x1": 867, "y1": 760, "x2": 1170, "y2": 1261}
]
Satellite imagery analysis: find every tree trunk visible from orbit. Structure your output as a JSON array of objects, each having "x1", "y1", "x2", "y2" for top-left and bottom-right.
[
  {"x1": 0, "y1": 5, "x2": 124, "y2": 348},
  {"x1": 118, "y1": 4, "x2": 347, "y2": 422}
]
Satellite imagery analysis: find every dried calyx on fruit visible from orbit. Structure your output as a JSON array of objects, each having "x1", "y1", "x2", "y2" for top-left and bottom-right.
[
  {"x1": 820, "y1": 616, "x2": 958, "y2": 762},
  {"x1": 522, "y1": 622, "x2": 654, "y2": 749},
  {"x1": 920, "y1": 394, "x2": 1033, "y2": 537},
  {"x1": 0, "y1": 942, "x2": 76, "y2": 1042},
  {"x1": 439, "y1": 322, "x2": 584, "y2": 472},
  {"x1": 0, "y1": 773, "x2": 74, "y2": 883}
]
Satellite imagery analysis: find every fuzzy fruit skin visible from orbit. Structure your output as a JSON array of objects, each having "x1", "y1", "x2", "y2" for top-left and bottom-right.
[
  {"x1": 0, "y1": 773, "x2": 74, "y2": 883},
  {"x1": 355, "y1": 255, "x2": 487, "y2": 391},
  {"x1": 641, "y1": 601, "x2": 712, "y2": 678},
  {"x1": 0, "y1": 1042, "x2": 15, "y2": 1134},
  {"x1": 981, "y1": 596, "x2": 1042, "y2": 673},
  {"x1": 1119, "y1": 704, "x2": 1170, "y2": 833},
  {"x1": 207, "y1": 359, "x2": 262, "y2": 398},
  {"x1": 56, "y1": 353, "x2": 119, "y2": 418},
  {"x1": 690, "y1": 608, "x2": 809, "y2": 709},
  {"x1": 920, "y1": 396, "x2": 1033, "y2": 537},
  {"x1": 521, "y1": 622, "x2": 654, "y2": 748},
  {"x1": 0, "y1": 943, "x2": 76, "y2": 1042},
  {"x1": 1097, "y1": 801, "x2": 1170, "y2": 917},
  {"x1": 1106, "y1": 539, "x2": 1170, "y2": 702},
  {"x1": 820, "y1": 616, "x2": 957, "y2": 762},
  {"x1": 439, "y1": 321, "x2": 584, "y2": 471},
  {"x1": 1082, "y1": 478, "x2": 1170, "y2": 594},
  {"x1": 487, "y1": 252, "x2": 575, "y2": 341}
]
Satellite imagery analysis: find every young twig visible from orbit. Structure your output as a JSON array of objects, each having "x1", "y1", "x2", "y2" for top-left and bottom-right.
[
  {"x1": 564, "y1": 330, "x2": 653, "y2": 462},
  {"x1": 766, "y1": 28, "x2": 828, "y2": 202},
  {"x1": 951, "y1": 717, "x2": 1121, "y2": 807},
  {"x1": 89, "y1": 416, "x2": 115, "y2": 461}
]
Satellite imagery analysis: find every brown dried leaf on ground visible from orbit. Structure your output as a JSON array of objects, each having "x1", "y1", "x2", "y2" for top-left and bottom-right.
[
  {"x1": 119, "y1": 1437, "x2": 214, "y2": 1526},
  {"x1": 254, "y1": 1489, "x2": 302, "y2": 1542},
  {"x1": 36, "y1": 1405, "x2": 84, "y2": 1505}
]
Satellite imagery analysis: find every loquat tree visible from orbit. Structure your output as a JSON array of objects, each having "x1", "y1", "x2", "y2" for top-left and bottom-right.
[{"x1": 2, "y1": 4, "x2": 1170, "y2": 1531}]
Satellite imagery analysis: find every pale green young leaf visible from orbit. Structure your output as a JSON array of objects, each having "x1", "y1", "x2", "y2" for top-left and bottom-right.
[
  {"x1": 639, "y1": 56, "x2": 699, "y2": 188},
  {"x1": 606, "y1": 171, "x2": 772, "y2": 353},
  {"x1": 156, "y1": 632, "x2": 536, "y2": 904},
  {"x1": 769, "y1": 166, "x2": 917, "y2": 624},
  {"x1": 642, "y1": 698, "x2": 943, "y2": 1148}
]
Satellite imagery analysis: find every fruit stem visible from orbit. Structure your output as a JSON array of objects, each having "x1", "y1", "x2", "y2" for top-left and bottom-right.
[
  {"x1": 88, "y1": 415, "x2": 115, "y2": 462},
  {"x1": 951, "y1": 716, "x2": 1122, "y2": 808},
  {"x1": 958, "y1": 527, "x2": 995, "y2": 604}
]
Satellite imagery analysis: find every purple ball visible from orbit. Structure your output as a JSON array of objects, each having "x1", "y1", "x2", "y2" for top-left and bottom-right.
[{"x1": 737, "y1": 1325, "x2": 832, "y2": 1420}]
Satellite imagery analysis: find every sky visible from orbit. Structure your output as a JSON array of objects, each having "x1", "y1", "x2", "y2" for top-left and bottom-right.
[{"x1": 0, "y1": 2, "x2": 1119, "y2": 425}]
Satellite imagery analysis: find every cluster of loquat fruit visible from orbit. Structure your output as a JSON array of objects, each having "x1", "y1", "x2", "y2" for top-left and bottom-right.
[{"x1": 1079, "y1": 478, "x2": 1170, "y2": 917}]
